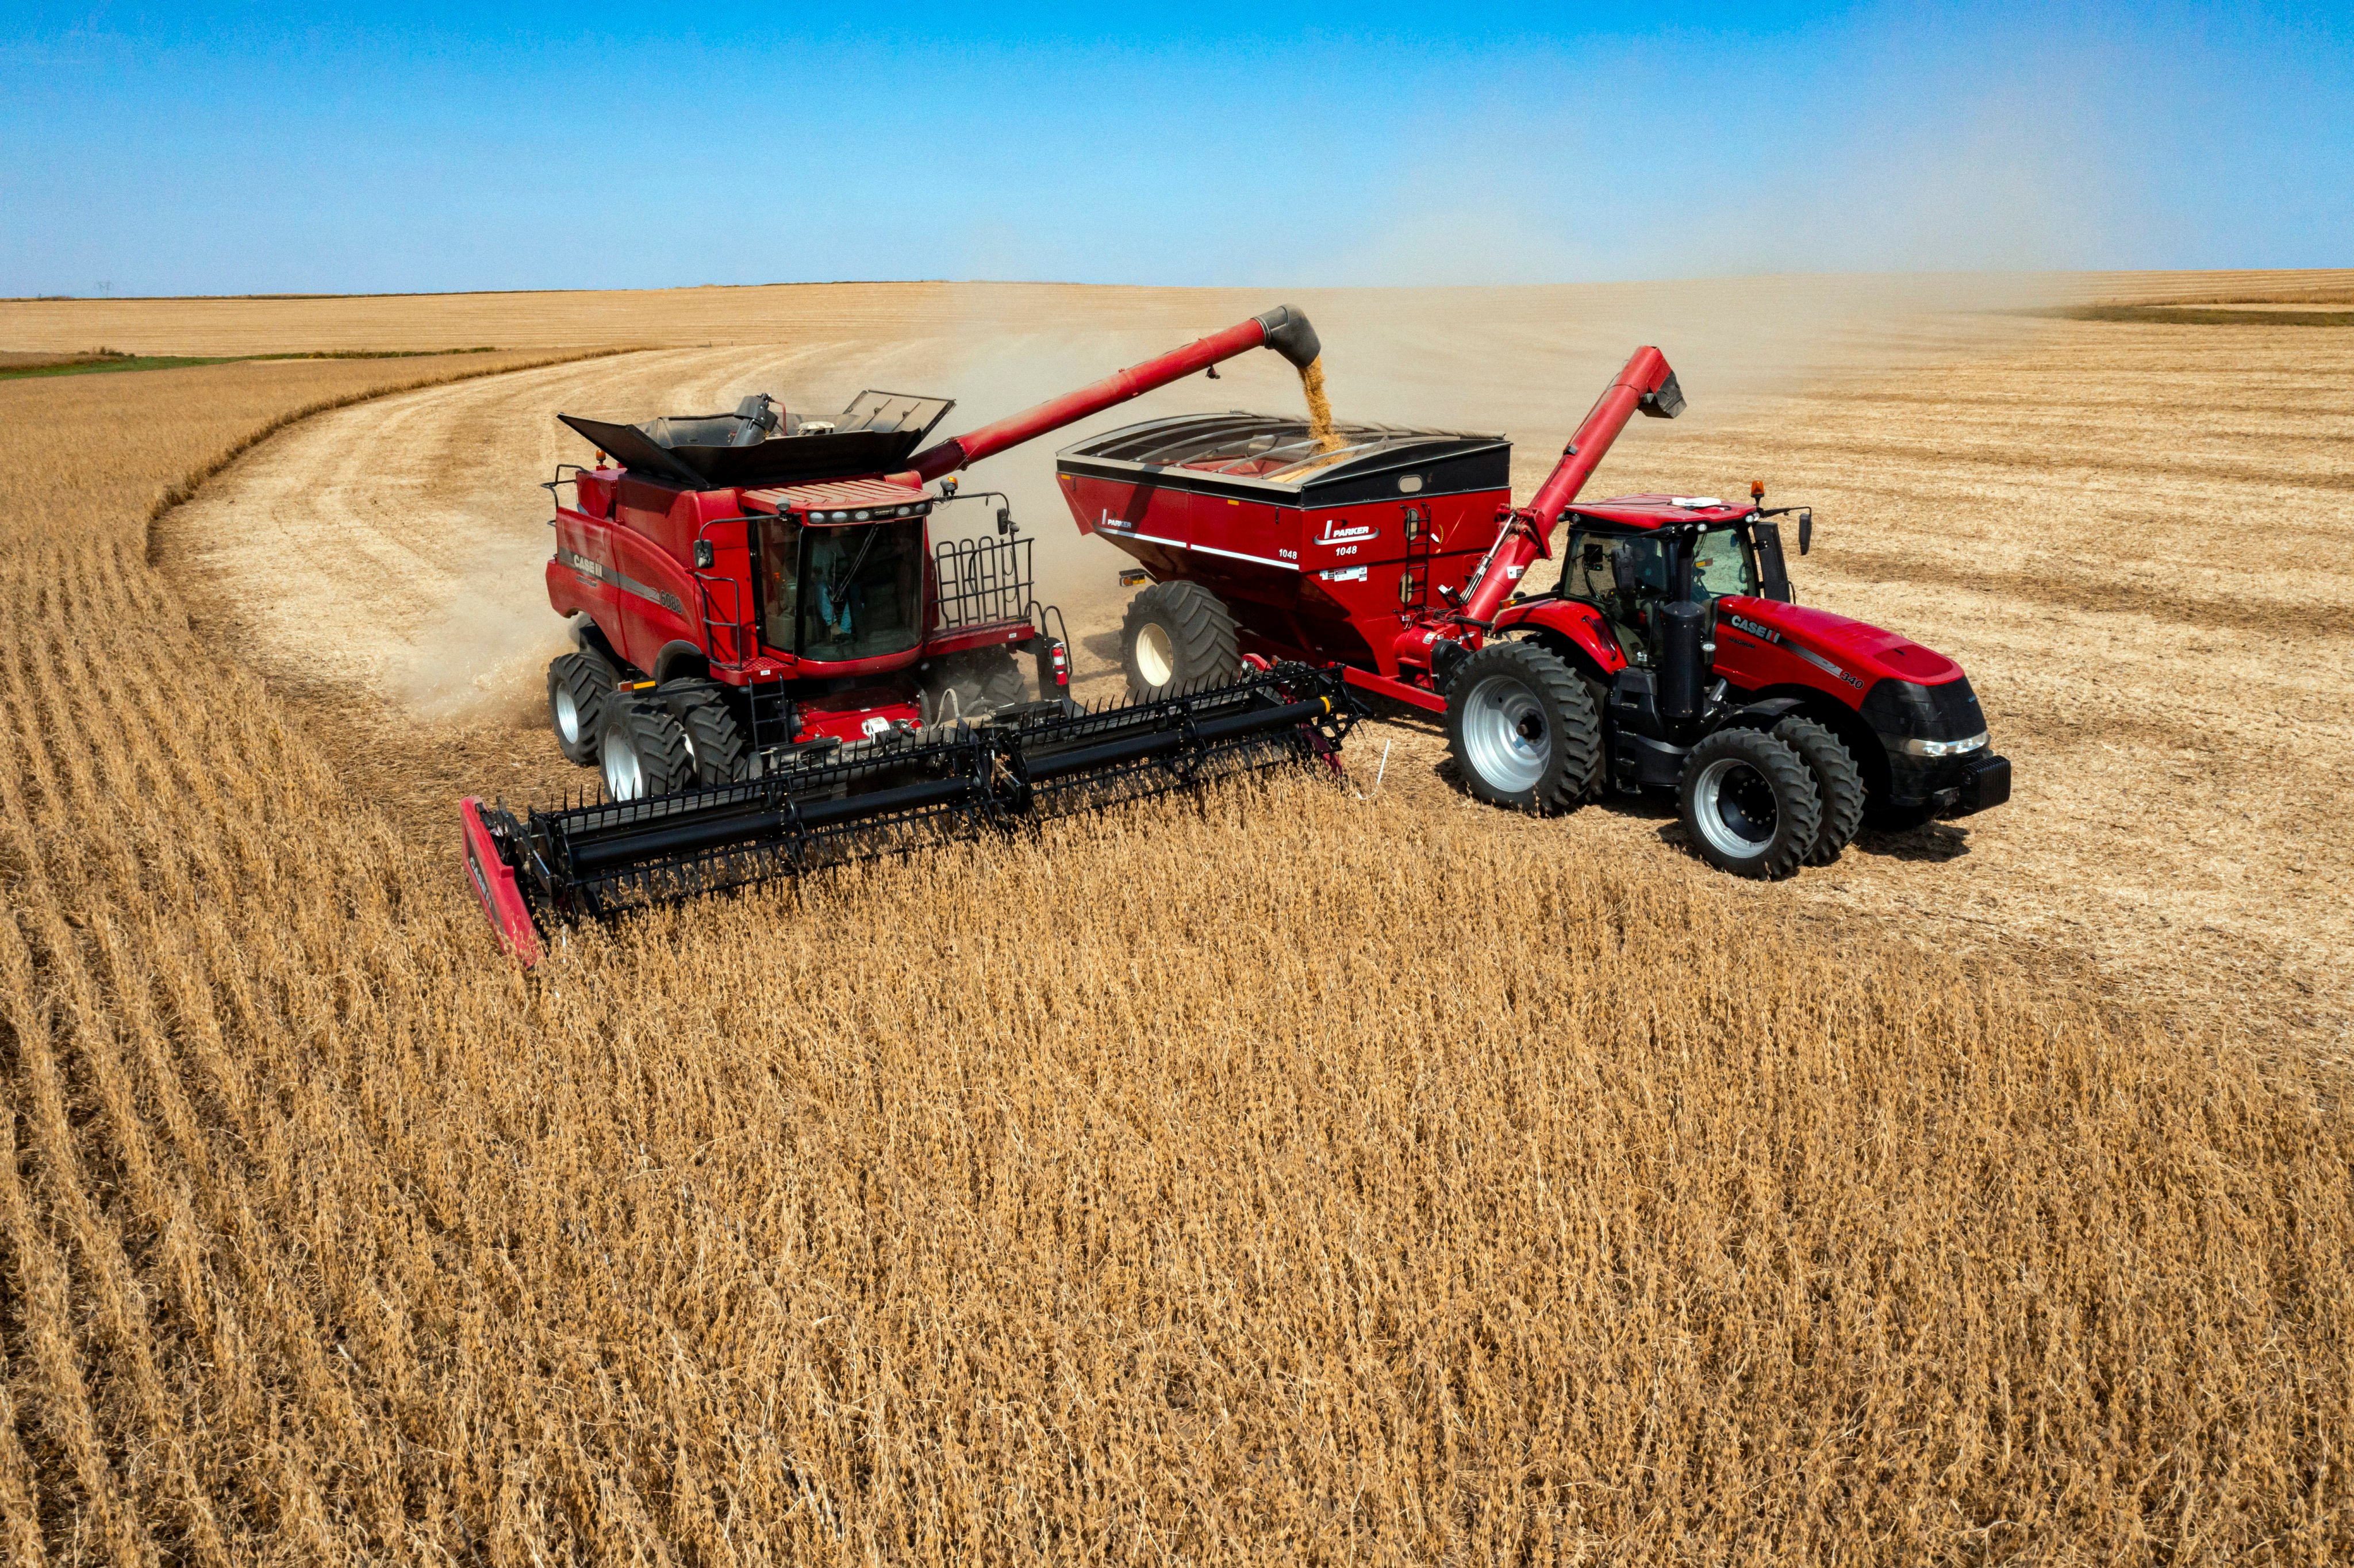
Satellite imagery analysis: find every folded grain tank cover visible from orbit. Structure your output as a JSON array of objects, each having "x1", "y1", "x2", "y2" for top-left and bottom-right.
[{"x1": 558, "y1": 391, "x2": 955, "y2": 491}]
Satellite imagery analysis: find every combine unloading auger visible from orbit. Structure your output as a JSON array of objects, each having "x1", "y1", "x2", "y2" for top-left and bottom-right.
[{"x1": 464, "y1": 664, "x2": 1358, "y2": 962}]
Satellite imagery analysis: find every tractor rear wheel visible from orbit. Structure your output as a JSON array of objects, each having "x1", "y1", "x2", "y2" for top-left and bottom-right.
[
  {"x1": 665, "y1": 687, "x2": 748, "y2": 787},
  {"x1": 600, "y1": 696, "x2": 694, "y2": 802},
  {"x1": 1121, "y1": 582, "x2": 1240, "y2": 699},
  {"x1": 1677, "y1": 728, "x2": 1821, "y2": 879},
  {"x1": 547, "y1": 650, "x2": 617, "y2": 766},
  {"x1": 1444, "y1": 640, "x2": 1600, "y2": 812},
  {"x1": 1774, "y1": 716, "x2": 1866, "y2": 864}
]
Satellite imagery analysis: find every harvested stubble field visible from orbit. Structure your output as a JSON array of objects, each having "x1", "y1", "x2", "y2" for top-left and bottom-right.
[{"x1": 0, "y1": 280, "x2": 2349, "y2": 1563}]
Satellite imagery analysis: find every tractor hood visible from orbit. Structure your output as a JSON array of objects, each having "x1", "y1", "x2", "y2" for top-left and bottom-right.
[{"x1": 1724, "y1": 597, "x2": 1964, "y2": 687}]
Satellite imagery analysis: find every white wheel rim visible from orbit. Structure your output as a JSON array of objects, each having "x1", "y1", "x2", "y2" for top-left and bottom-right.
[
  {"x1": 555, "y1": 686, "x2": 581, "y2": 744},
  {"x1": 1693, "y1": 756, "x2": 1776, "y2": 856},
  {"x1": 1461, "y1": 674, "x2": 1547, "y2": 793},
  {"x1": 1135, "y1": 622, "x2": 1176, "y2": 688},
  {"x1": 604, "y1": 736, "x2": 645, "y2": 801}
]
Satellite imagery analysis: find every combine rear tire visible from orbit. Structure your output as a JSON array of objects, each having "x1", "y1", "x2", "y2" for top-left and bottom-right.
[
  {"x1": 1121, "y1": 582, "x2": 1240, "y2": 698},
  {"x1": 1774, "y1": 716, "x2": 1865, "y2": 864},
  {"x1": 1444, "y1": 641, "x2": 1600, "y2": 812},
  {"x1": 600, "y1": 697, "x2": 694, "y2": 801},
  {"x1": 548, "y1": 650, "x2": 617, "y2": 766},
  {"x1": 666, "y1": 687, "x2": 749, "y2": 787},
  {"x1": 1677, "y1": 728, "x2": 1821, "y2": 879}
]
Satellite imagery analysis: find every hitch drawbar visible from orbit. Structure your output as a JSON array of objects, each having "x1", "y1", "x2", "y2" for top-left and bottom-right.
[{"x1": 461, "y1": 663, "x2": 1362, "y2": 963}]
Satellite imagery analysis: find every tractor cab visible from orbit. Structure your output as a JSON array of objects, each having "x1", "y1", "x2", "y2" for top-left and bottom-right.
[{"x1": 1554, "y1": 495, "x2": 1788, "y2": 668}]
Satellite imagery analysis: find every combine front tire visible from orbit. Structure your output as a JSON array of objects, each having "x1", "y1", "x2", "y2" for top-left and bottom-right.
[
  {"x1": 600, "y1": 697, "x2": 694, "y2": 801},
  {"x1": 667, "y1": 688, "x2": 748, "y2": 787},
  {"x1": 1121, "y1": 582, "x2": 1240, "y2": 698},
  {"x1": 925, "y1": 647, "x2": 1028, "y2": 721},
  {"x1": 1677, "y1": 728, "x2": 1821, "y2": 879},
  {"x1": 547, "y1": 650, "x2": 617, "y2": 766},
  {"x1": 1773, "y1": 716, "x2": 1865, "y2": 864},
  {"x1": 1445, "y1": 641, "x2": 1600, "y2": 812}
]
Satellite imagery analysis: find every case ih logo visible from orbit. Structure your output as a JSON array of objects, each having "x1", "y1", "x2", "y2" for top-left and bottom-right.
[
  {"x1": 1316, "y1": 519, "x2": 1379, "y2": 545},
  {"x1": 1728, "y1": 613, "x2": 1779, "y2": 644}
]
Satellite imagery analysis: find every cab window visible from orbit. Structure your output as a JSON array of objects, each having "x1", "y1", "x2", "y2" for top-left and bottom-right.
[
  {"x1": 758, "y1": 516, "x2": 801, "y2": 652},
  {"x1": 1564, "y1": 528, "x2": 1672, "y2": 664},
  {"x1": 1691, "y1": 526, "x2": 1759, "y2": 603}
]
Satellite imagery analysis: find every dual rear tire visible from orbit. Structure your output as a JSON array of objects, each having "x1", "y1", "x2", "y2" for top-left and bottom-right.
[
  {"x1": 549, "y1": 651, "x2": 748, "y2": 802},
  {"x1": 1443, "y1": 641, "x2": 1601, "y2": 812}
]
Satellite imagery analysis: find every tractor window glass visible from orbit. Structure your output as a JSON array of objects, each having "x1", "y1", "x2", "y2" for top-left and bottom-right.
[
  {"x1": 800, "y1": 520, "x2": 926, "y2": 662},
  {"x1": 1691, "y1": 526, "x2": 1758, "y2": 602},
  {"x1": 758, "y1": 516, "x2": 801, "y2": 653},
  {"x1": 1563, "y1": 529, "x2": 1671, "y2": 664}
]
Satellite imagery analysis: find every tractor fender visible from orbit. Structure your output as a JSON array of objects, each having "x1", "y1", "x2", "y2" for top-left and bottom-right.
[
  {"x1": 1726, "y1": 686, "x2": 1891, "y2": 804},
  {"x1": 1493, "y1": 599, "x2": 1626, "y2": 686},
  {"x1": 1712, "y1": 697, "x2": 1807, "y2": 733},
  {"x1": 651, "y1": 639, "x2": 709, "y2": 685}
]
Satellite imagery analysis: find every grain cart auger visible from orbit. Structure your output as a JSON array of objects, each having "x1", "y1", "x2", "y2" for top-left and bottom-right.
[
  {"x1": 460, "y1": 307, "x2": 1364, "y2": 962},
  {"x1": 1058, "y1": 347, "x2": 2013, "y2": 881}
]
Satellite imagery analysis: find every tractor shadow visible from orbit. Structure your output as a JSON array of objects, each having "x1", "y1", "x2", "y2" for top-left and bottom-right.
[{"x1": 1849, "y1": 823, "x2": 1975, "y2": 863}]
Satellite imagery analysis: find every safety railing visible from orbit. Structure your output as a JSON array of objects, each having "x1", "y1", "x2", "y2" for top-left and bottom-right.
[{"x1": 933, "y1": 535, "x2": 1035, "y2": 631}]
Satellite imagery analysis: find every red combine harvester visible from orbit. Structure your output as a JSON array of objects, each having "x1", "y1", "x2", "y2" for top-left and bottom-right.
[
  {"x1": 461, "y1": 308, "x2": 1361, "y2": 962},
  {"x1": 1057, "y1": 347, "x2": 2011, "y2": 877}
]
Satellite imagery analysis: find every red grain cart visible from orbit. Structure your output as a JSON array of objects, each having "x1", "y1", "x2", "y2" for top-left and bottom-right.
[{"x1": 1057, "y1": 348, "x2": 2011, "y2": 878}]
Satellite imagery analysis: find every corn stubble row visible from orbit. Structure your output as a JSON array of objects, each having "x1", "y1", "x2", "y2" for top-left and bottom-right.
[{"x1": 0, "y1": 360, "x2": 2348, "y2": 1565}]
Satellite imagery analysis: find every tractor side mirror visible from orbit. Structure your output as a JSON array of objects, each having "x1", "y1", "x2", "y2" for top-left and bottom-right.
[
  {"x1": 996, "y1": 506, "x2": 1016, "y2": 537},
  {"x1": 1798, "y1": 510, "x2": 1813, "y2": 556},
  {"x1": 693, "y1": 540, "x2": 715, "y2": 569}
]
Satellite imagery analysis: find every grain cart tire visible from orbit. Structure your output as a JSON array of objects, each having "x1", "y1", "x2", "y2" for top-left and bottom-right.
[
  {"x1": 1120, "y1": 582, "x2": 1240, "y2": 699},
  {"x1": 665, "y1": 687, "x2": 749, "y2": 787},
  {"x1": 1678, "y1": 728, "x2": 1822, "y2": 879},
  {"x1": 926, "y1": 647, "x2": 1028, "y2": 721},
  {"x1": 600, "y1": 696, "x2": 695, "y2": 802},
  {"x1": 1445, "y1": 641, "x2": 1600, "y2": 812},
  {"x1": 548, "y1": 649, "x2": 618, "y2": 767},
  {"x1": 1774, "y1": 716, "x2": 1866, "y2": 864}
]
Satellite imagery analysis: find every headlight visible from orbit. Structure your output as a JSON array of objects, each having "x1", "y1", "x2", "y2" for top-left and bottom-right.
[{"x1": 1902, "y1": 731, "x2": 1988, "y2": 758}]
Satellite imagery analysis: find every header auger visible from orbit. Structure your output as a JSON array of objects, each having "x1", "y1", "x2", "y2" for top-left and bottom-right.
[{"x1": 461, "y1": 307, "x2": 1361, "y2": 962}]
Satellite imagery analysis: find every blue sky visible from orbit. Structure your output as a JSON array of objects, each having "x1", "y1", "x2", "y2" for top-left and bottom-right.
[{"x1": 2, "y1": 2, "x2": 2344, "y2": 295}]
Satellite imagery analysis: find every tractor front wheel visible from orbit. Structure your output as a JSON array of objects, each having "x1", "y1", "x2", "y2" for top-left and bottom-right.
[
  {"x1": 1444, "y1": 641, "x2": 1600, "y2": 812},
  {"x1": 1121, "y1": 582, "x2": 1240, "y2": 699},
  {"x1": 547, "y1": 650, "x2": 617, "y2": 766},
  {"x1": 1677, "y1": 728, "x2": 1822, "y2": 879},
  {"x1": 1774, "y1": 716, "x2": 1865, "y2": 864},
  {"x1": 600, "y1": 696, "x2": 695, "y2": 802}
]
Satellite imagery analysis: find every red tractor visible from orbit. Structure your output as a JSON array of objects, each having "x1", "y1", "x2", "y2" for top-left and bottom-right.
[
  {"x1": 462, "y1": 306, "x2": 1362, "y2": 960},
  {"x1": 1056, "y1": 347, "x2": 2011, "y2": 877}
]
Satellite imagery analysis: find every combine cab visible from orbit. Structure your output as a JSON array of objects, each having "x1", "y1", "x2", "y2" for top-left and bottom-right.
[
  {"x1": 463, "y1": 308, "x2": 1363, "y2": 961},
  {"x1": 1059, "y1": 348, "x2": 2013, "y2": 878}
]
